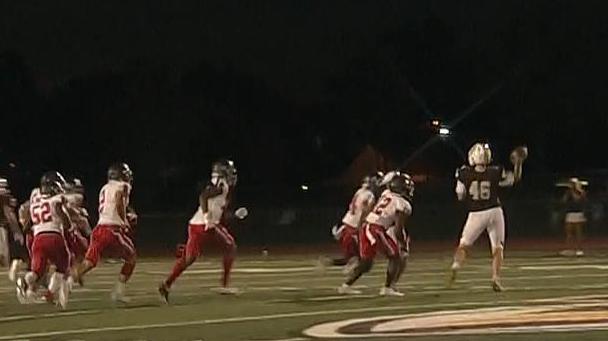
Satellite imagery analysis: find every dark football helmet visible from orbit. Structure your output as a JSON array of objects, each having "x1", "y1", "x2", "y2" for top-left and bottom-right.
[
  {"x1": 40, "y1": 171, "x2": 67, "y2": 196},
  {"x1": 108, "y1": 163, "x2": 133, "y2": 183},
  {"x1": 211, "y1": 159, "x2": 237, "y2": 186},
  {"x1": 388, "y1": 173, "x2": 415, "y2": 201}
]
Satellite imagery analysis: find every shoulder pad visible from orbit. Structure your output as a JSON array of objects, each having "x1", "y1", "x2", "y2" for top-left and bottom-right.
[{"x1": 456, "y1": 165, "x2": 469, "y2": 178}]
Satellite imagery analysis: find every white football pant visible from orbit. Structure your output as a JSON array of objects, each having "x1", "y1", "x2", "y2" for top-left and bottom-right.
[{"x1": 459, "y1": 207, "x2": 505, "y2": 250}]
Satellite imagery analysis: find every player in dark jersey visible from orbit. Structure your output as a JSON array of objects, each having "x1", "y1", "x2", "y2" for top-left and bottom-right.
[
  {"x1": 448, "y1": 143, "x2": 527, "y2": 292},
  {"x1": 0, "y1": 178, "x2": 24, "y2": 269}
]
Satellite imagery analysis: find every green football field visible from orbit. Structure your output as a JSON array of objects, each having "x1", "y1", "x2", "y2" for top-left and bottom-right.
[{"x1": 1, "y1": 247, "x2": 608, "y2": 341}]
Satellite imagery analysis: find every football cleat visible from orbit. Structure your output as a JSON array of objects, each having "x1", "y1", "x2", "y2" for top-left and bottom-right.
[
  {"x1": 379, "y1": 287, "x2": 405, "y2": 297},
  {"x1": 559, "y1": 249, "x2": 576, "y2": 257},
  {"x1": 338, "y1": 284, "x2": 362, "y2": 295},
  {"x1": 57, "y1": 280, "x2": 69, "y2": 309},
  {"x1": 158, "y1": 282, "x2": 170, "y2": 304},
  {"x1": 492, "y1": 280, "x2": 505, "y2": 292},
  {"x1": 15, "y1": 277, "x2": 28, "y2": 304},
  {"x1": 111, "y1": 282, "x2": 131, "y2": 303}
]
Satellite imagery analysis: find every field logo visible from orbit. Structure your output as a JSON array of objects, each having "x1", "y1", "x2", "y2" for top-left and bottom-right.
[{"x1": 304, "y1": 296, "x2": 608, "y2": 338}]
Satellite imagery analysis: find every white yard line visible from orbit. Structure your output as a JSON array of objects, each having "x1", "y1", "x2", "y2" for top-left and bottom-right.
[
  {"x1": 0, "y1": 310, "x2": 100, "y2": 323},
  {"x1": 0, "y1": 295, "x2": 587, "y2": 340},
  {"x1": 520, "y1": 265, "x2": 608, "y2": 270},
  {"x1": 252, "y1": 337, "x2": 310, "y2": 341}
]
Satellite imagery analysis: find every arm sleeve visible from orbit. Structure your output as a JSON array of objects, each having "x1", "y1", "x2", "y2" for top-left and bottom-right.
[{"x1": 455, "y1": 181, "x2": 466, "y2": 200}]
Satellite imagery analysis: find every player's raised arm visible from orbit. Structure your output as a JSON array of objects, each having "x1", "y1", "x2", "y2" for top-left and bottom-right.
[
  {"x1": 500, "y1": 146, "x2": 528, "y2": 187},
  {"x1": 511, "y1": 146, "x2": 528, "y2": 182}
]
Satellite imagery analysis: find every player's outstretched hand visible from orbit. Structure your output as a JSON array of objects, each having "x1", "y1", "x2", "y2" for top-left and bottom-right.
[{"x1": 510, "y1": 146, "x2": 528, "y2": 165}]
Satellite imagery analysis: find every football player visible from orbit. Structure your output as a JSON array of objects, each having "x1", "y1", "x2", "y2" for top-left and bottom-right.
[
  {"x1": 0, "y1": 178, "x2": 24, "y2": 270},
  {"x1": 338, "y1": 173, "x2": 415, "y2": 297},
  {"x1": 380, "y1": 170, "x2": 412, "y2": 287},
  {"x1": 11, "y1": 189, "x2": 38, "y2": 283},
  {"x1": 16, "y1": 172, "x2": 71, "y2": 309},
  {"x1": 320, "y1": 173, "x2": 382, "y2": 274},
  {"x1": 448, "y1": 143, "x2": 527, "y2": 292},
  {"x1": 159, "y1": 159, "x2": 246, "y2": 303},
  {"x1": 64, "y1": 178, "x2": 91, "y2": 276},
  {"x1": 73, "y1": 163, "x2": 136, "y2": 302}
]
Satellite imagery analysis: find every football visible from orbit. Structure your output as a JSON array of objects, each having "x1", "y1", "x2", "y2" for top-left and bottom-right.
[{"x1": 510, "y1": 146, "x2": 528, "y2": 163}]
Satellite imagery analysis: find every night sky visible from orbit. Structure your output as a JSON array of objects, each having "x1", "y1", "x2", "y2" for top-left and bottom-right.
[{"x1": 2, "y1": 1, "x2": 608, "y2": 205}]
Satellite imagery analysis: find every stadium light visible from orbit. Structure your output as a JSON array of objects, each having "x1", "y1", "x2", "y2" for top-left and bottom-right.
[
  {"x1": 438, "y1": 127, "x2": 451, "y2": 136},
  {"x1": 300, "y1": 185, "x2": 309, "y2": 191}
]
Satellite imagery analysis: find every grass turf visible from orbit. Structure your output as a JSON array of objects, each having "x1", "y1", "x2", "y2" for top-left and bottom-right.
[{"x1": 0, "y1": 248, "x2": 607, "y2": 340}]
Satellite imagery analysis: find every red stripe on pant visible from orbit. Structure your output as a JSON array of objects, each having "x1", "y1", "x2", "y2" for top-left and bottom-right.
[
  {"x1": 338, "y1": 224, "x2": 359, "y2": 259},
  {"x1": 166, "y1": 224, "x2": 236, "y2": 288},
  {"x1": 85, "y1": 225, "x2": 136, "y2": 279},
  {"x1": 358, "y1": 223, "x2": 398, "y2": 260}
]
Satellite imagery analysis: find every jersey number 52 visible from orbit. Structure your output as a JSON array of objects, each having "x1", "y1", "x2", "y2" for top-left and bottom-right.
[
  {"x1": 31, "y1": 202, "x2": 52, "y2": 224},
  {"x1": 469, "y1": 180, "x2": 491, "y2": 201},
  {"x1": 374, "y1": 196, "x2": 392, "y2": 214}
]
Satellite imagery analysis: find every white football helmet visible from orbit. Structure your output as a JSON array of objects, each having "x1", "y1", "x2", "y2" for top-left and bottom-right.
[{"x1": 468, "y1": 143, "x2": 492, "y2": 166}]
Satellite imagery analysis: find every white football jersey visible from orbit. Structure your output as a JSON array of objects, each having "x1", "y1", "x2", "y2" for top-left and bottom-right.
[
  {"x1": 29, "y1": 190, "x2": 67, "y2": 236},
  {"x1": 98, "y1": 180, "x2": 131, "y2": 226},
  {"x1": 189, "y1": 179, "x2": 230, "y2": 226},
  {"x1": 342, "y1": 187, "x2": 375, "y2": 228},
  {"x1": 365, "y1": 190, "x2": 412, "y2": 229}
]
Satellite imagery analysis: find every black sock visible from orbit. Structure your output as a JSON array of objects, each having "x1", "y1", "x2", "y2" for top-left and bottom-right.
[
  {"x1": 331, "y1": 258, "x2": 348, "y2": 266},
  {"x1": 346, "y1": 259, "x2": 372, "y2": 286},
  {"x1": 385, "y1": 258, "x2": 401, "y2": 288}
]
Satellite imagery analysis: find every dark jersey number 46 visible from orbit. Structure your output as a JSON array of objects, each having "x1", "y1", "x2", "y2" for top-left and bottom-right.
[{"x1": 468, "y1": 180, "x2": 491, "y2": 201}]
